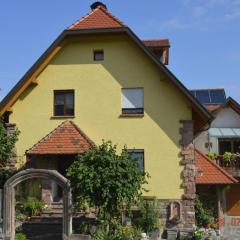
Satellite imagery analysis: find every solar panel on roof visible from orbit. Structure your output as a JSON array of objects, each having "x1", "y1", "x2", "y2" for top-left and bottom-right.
[
  {"x1": 195, "y1": 90, "x2": 210, "y2": 104},
  {"x1": 209, "y1": 89, "x2": 226, "y2": 104},
  {"x1": 191, "y1": 89, "x2": 226, "y2": 105}
]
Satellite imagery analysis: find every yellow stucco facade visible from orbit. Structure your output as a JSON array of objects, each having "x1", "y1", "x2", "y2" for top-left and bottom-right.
[{"x1": 9, "y1": 34, "x2": 192, "y2": 199}]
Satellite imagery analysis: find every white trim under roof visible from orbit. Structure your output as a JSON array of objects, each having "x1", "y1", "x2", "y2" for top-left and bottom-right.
[{"x1": 209, "y1": 128, "x2": 240, "y2": 137}]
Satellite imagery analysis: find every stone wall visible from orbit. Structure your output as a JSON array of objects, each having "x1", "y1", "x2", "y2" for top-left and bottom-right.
[
  {"x1": 180, "y1": 120, "x2": 195, "y2": 228},
  {"x1": 151, "y1": 120, "x2": 195, "y2": 232}
]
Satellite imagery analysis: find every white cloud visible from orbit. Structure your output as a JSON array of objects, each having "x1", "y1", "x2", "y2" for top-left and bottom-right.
[
  {"x1": 192, "y1": 6, "x2": 206, "y2": 18},
  {"x1": 161, "y1": 18, "x2": 192, "y2": 30},
  {"x1": 225, "y1": 11, "x2": 240, "y2": 19},
  {"x1": 226, "y1": 52, "x2": 240, "y2": 63},
  {"x1": 161, "y1": 0, "x2": 240, "y2": 31}
]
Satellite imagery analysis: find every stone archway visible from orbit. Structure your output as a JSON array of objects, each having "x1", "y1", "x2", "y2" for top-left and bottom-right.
[{"x1": 3, "y1": 169, "x2": 72, "y2": 240}]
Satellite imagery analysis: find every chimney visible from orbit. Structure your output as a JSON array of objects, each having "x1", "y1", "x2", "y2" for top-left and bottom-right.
[{"x1": 91, "y1": 2, "x2": 107, "y2": 11}]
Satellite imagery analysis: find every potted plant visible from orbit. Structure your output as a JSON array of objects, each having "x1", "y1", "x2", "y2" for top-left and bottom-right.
[
  {"x1": 206, "y1": 152, "x2": 216, "y2": 160},
  {"x1": 222, "y1": 152, "x2": 232, "y2": 162},
  {"x1": 194, "y1": 229, "x2": 204, "y2": 240}
]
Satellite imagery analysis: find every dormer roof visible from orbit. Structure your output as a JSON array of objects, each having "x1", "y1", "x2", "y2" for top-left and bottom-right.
[{"x1": 27, "y1": 121, "x2": 94, "y2": 155}]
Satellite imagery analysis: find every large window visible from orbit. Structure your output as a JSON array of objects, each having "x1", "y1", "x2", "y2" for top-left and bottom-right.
[
  {"x1": 121, "y1": 88, "x2": 144, "y2": 115},
  {"x1": 219, "y1": 138, "x2": 240, "y2": 155},
  {"x1": 54, "y1": 90, "x2": 74, "y2": 116},
  {"x1": 127, "y1": 149, "x2": 144, "y2": 171}
]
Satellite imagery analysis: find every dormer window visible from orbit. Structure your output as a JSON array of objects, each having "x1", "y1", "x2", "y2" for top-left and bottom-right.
[
  {"x1": 94, "y1": 50, "x2": 104, "y2": 61},
  {"x1": 54, "y1": 90, "x2": 74, "y2": 117}
]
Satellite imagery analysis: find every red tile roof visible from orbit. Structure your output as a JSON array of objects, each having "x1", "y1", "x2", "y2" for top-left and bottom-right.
[
  {"x1": 196, "y1": 149, "x2": 237, "y2": 184},
  {"x1": 206, "y1": 105, "x2": 221, "y2": 111},
  {"x1": 68, "y1": 6, "x2": 124, "y2": 30},
  {"x1": 143, "y1": 39, "x2": 170, "y2": 48},
  {"x1": 27, "y1": 121, "x2": 94, "y2": 155}
]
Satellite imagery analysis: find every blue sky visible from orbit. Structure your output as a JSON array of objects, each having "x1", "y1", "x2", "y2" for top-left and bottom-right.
[{"x1": 0, "y1": 0, "x2": 240, "y2": 102}]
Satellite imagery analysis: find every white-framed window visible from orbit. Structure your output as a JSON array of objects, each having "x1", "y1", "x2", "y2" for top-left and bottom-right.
[
  {"x1": 121, "y1": 88, "x2": 144, "y2": 114},
  {"x1": 127, "y1": 149, "x2": 144, "y2": 171}
]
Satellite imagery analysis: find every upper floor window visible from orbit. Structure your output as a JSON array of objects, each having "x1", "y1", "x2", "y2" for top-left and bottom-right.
[
  {"x1": 54, "y1": 90, "x2": 74, "y2": 116},
  {"x1": 121, "y1": 88, "x2": 144, "y2": 115},
  {"x1": 127, "y1": 149, "x2": 144, "y2": 171},
  {"x1": 219, "y1": 138, "x2": 240, "y2": 155},
  {"x1": 94, "y1": 50, "x2": 104, "y2": 61}
]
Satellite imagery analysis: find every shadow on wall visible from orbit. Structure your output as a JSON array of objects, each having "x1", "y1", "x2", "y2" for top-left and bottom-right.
[{"x1": 49, "y1": 35, "x2": 191, "y2": 148}]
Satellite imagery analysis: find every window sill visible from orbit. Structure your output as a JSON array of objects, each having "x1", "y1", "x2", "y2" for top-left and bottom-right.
[
  {"x1": 51, "y1": 116, "x2": 75, "y2": 119},
  {"x1": 119, "y1": 114, "x2": 144, "y2": 118}
]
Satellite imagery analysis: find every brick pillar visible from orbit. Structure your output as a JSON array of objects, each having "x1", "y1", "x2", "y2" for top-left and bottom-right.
[{"x1": 180, "y1": 120, "x2": 196, "y2": 228}]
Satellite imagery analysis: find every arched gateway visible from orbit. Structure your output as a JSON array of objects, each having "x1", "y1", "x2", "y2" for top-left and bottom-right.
[{"x1": 3, "y1": 169, "x2": 72, "y2": 240}]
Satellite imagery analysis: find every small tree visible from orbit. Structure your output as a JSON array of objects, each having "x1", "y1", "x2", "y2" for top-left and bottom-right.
[
  {"x1": 67, "y1": 141, "x2": 149, "y2": 222},
  {"x1": 0, "y1": 120, "x2": 19, "y2": 164},
  {"x1": 0, "y1": 120, "x2": 19, "y2": 187}
]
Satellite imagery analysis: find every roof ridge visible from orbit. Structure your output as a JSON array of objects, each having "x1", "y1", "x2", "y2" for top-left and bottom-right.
[
  {"x1": 211, "y1": 97, "x2": 240, "y2": 114},
  {"x1": 195, "y1": 149, "x2": 238, "y2": 183},
  {"x1": 68, "y1": 8, "x2": 98, "y2": 29},
  {"x1": 68, "y1": 6, "x2": 124, "y2": 30},
  {"x1": 99, "y1": 6, "x2": 125, "y2": 26}
]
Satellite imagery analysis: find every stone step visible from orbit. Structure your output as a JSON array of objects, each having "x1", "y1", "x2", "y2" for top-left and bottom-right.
[
  {"x1": 30, "y1": 216, "x2": 62, "y2": 223},
  {"x1": 50, "y1": 205, "x2": 63, "y2": 210},
  {"x1": 43, "y1": 208, "x2": 63, "y2": 214},
  {"x1": 26, "y1": 233, "x2": 62, "y2": 240},
  {"x1": 22, "y1": 221, "x2": 62, "y2": 240},
  {"x1": 41, "y1": 212, "x2": 63, "y2": 218}
]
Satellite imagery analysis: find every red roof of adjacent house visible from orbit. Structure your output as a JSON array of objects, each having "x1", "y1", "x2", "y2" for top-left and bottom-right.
[
  {"x1": 68, "y1": 5, "x2": 124, "y2": 30},
  {"x1": 196, "y1": 149, "x2": 237, "y2": 184},
  {"x1": 206, "y1": 105, "x2": 221, "y2": 111},
  {"x1": 27, "y1": 121, "x2": 94, "y2": 155},
  {"x1": 143, "y1": 39, "x2": 170, "y2": 48}
]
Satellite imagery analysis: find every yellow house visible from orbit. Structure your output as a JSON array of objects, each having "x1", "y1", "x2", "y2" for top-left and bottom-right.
[{"x1": 0, "y1": 2, "x2": 211, "y2": 230}]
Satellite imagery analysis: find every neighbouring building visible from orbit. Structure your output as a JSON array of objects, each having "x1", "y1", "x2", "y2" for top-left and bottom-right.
[
  {"x1": 0, "y1": 2, "x2": 213, "y2": 237},
  {"x1": 193, "y1": 88, "x2": 240, "y2": 238}
]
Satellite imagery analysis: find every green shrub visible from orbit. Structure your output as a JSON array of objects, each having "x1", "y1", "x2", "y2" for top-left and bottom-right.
[
  {"x1": 195, "y1": 195, "x2": 215, "y2": 227},
  {"x1": 93, "y1": 223, "x2": 141, "y2": 240},
  {"x1": 16, "y1": 197, "x2": 45, "y2": 218},
  {"x1": 131, "y1": 200, "x2": 159, "y2": 234},
  {"x1": 222, "y1": 152, "x2": 233, "y2": 162},
  {"x1": 15, "y1": 233, "x2": 27, "y2": 240},
  {"x1": 67, "y1": 141, "x2": 149, "y2": 221},
  {"x1": 194, "y1": 229, "x2": 205, "y2": 240},
  {"x1": 0, "y1": 120, "x2": 20, "y2": 164},
  {"x1": 0, "y1": 168, "x2": 16, "y2": 188},
  {"x1": 25, "y1": 197, "x2": 45, "y2": 217}
]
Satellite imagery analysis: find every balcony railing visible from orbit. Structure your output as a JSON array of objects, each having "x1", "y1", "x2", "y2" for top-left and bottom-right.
[
  {"x1": 216, "y1": 155, "x2": 240, "y2": 169},
  {"x1": 215, "y1": 154, "x2": 240, "y2": 176}
]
